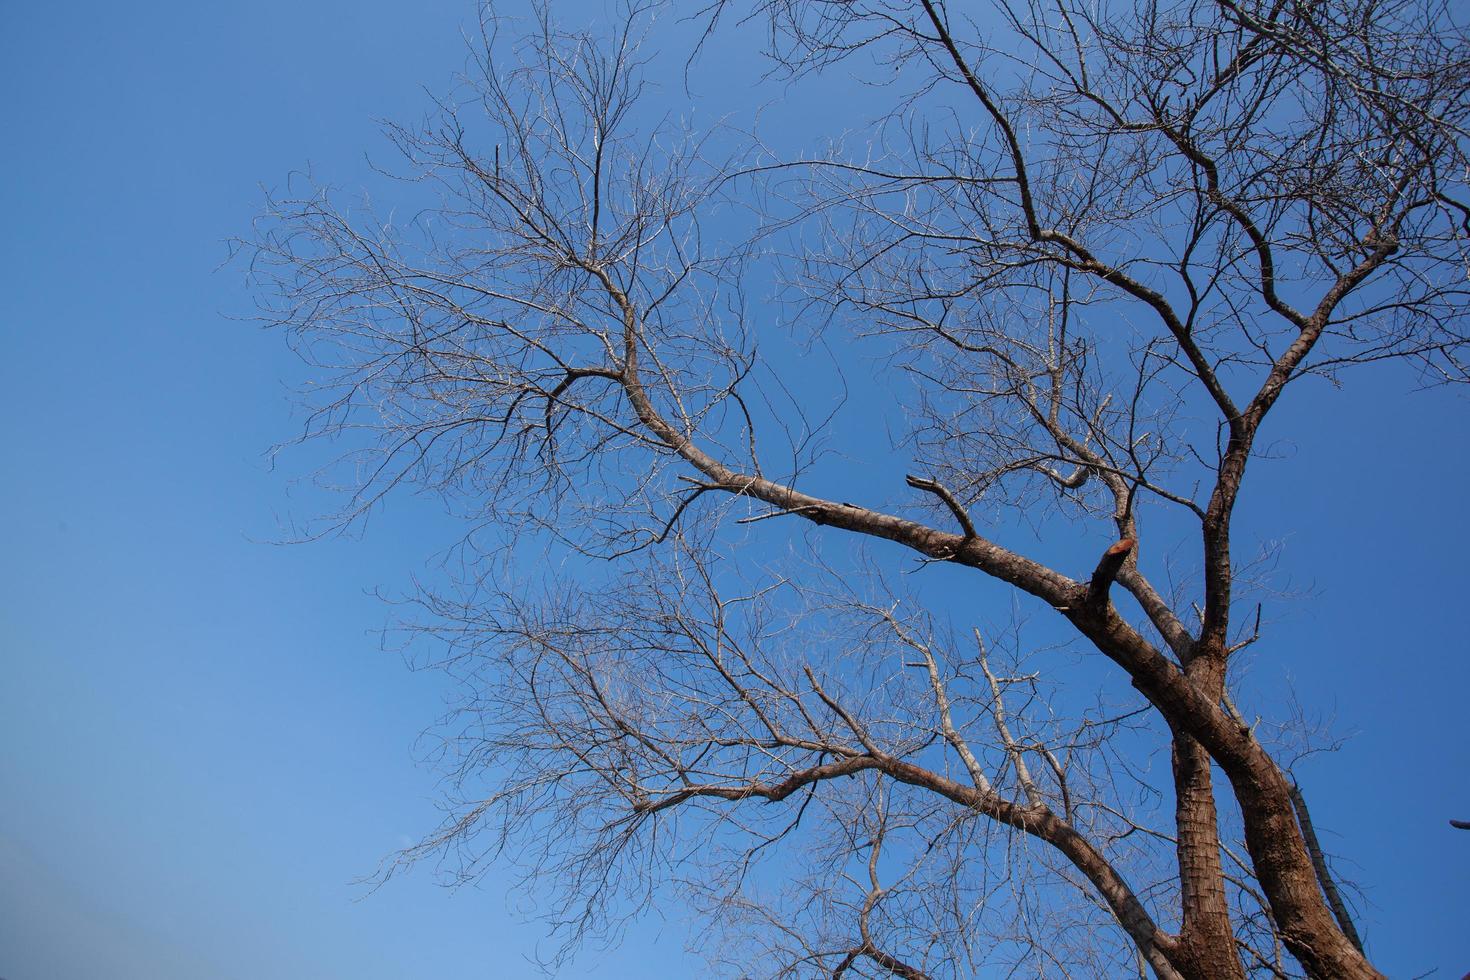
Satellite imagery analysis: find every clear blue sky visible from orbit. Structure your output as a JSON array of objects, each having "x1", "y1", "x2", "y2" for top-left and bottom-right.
[
  {"x1": 1, "y1": 2, "x2": 1466, "y2": 978},
  {"x1": 0, "y1": 2, "x2": 691, "y2": 977}
]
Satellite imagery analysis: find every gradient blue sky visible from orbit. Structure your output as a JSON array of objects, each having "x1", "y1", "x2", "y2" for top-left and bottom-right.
[{"x1": 2, "y1": 2, "x2": 1467, "y2": 978}]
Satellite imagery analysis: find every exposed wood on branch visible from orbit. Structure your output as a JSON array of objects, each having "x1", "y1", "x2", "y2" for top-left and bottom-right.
[{"x1": 1088, "y1": 538, "x2": 1136, "y2": 607}]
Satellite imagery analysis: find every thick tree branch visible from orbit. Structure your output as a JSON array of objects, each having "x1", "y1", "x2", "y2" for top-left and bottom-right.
[{"x1": 635, "y1": 747, "x2": 1182, "y2": 977}]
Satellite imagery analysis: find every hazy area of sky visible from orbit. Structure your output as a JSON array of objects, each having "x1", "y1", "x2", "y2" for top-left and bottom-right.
[{"x1": 1, "y1": 1, "x2": 1466, "y2": 978}]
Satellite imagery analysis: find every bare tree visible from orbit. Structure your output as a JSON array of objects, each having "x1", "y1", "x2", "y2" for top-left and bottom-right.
[{"x1": 247, "y1": 0, "x2": 1470, "y2": 976}]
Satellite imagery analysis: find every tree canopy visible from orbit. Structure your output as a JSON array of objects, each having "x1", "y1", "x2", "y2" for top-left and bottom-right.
[{"x1": 250, "y1": 1, "x2": 1470, "y2": 976}]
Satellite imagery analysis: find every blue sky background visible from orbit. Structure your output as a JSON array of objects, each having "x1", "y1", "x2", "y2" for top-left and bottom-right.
[{"x1": 1, "y1": 1, "x2": 1466, "y2": 978}]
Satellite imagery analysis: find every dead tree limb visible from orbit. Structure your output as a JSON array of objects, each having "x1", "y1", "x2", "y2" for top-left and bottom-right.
[
  {"x1": 1088, "y1": 538, "x2": 1136, "y2": 608},
  {"x1": 1290, "y1": 782, "x2": 1365, "y2": 954}
]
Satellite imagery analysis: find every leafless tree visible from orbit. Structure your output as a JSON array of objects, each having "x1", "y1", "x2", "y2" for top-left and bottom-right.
[{"x1": 247, "y1": 0, "x2": 1470, "y2": 976}]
